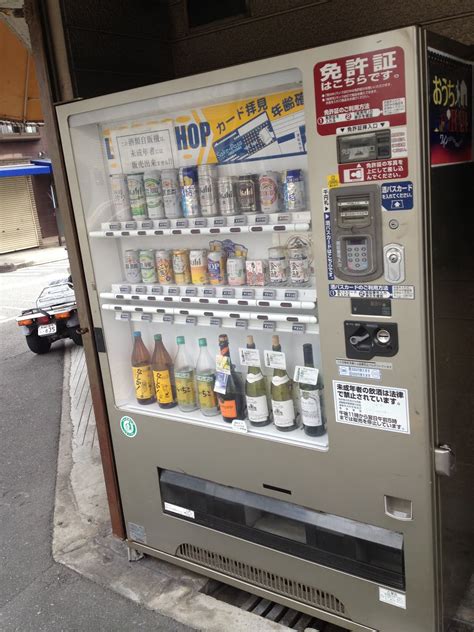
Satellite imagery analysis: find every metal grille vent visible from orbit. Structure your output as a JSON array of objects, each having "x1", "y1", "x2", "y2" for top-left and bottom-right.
[{"x1": 177, "y1": 543, "x2": 347, "y2": 616}]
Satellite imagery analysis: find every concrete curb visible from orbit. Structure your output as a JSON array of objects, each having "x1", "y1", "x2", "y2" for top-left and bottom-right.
[
  {"x1": 0, "y1": 261, "x2": 34, "y2": 273},
  {"x1": 53, "y1": 345, "x2": 290, "y2": 632}
]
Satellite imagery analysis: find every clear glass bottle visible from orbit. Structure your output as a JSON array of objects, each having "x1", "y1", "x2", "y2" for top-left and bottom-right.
[
  {"x1": 174, "y1": 336, "x2": 197, "y2": 412},
  {"x1": 195, "y1": 338, "x2": 219, "y2": 416}
]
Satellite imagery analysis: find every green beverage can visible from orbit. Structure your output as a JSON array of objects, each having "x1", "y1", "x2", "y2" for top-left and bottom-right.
[
  {"x1": 139, "y1": 249, "x2": 157, "y2": 283},
  {"x1": 126, "y1": 173, "x2": 148, "y2": 220}
]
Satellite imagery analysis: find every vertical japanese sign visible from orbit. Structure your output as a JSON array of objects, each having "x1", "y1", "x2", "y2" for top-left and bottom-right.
[
  {"x1": 314, "y1": 47, "x2": 406, "y2": 135},
  {"x1": 428, "y1": 49, "x2": 473, "y2": 166}
]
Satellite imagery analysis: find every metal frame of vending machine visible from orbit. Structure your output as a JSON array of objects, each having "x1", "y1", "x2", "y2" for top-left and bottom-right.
[{"x1": 55, "y1": 26, "x2": 473, "y2": 632}]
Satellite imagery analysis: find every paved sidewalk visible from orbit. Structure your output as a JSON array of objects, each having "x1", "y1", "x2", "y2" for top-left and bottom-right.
[{"x1": 0, "y1": 245, "x2": 68, "y2": 272}]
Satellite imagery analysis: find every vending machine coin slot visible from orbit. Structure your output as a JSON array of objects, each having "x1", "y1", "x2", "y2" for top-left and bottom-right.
[
  {"x1": 344, "y1": 321, "x2": 398, "y2": 360},
  {"x1": 337, "y1": 130, "x2": 391, "y2": 164},
  {"x1": 330, "y1": 185, "x2": 382, "y2": 282}
]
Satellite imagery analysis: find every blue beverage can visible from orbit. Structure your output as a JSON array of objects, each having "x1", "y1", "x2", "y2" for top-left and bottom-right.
[
  {"x1": 282, "y1": 169, "x2": 306, "y2": 212},
  {"x1": 179, "y1": 166, "x2": 200, "y2": 217}
]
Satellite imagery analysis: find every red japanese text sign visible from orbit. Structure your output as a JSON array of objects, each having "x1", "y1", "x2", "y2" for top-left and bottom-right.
[{"x1": 314, "y1": 47, "x2": 407, "y2": 135}]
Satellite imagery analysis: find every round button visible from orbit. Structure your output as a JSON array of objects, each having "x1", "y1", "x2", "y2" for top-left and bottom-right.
[
  {"x1": 376, "y1": 329, "x2": 391, "y2": 345},
  {"x1": 388, "y1": 251, "x2": 400, "y2": 263}
]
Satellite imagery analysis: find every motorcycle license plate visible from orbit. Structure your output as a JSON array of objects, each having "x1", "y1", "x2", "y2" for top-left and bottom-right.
[{"x1": 38, "y1": 323, "x2": 57, "y2": 336}]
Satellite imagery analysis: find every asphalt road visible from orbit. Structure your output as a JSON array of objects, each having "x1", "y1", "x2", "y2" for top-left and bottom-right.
[{"x1": 0, "y1": 259, "x2": 191, "y2": 631}]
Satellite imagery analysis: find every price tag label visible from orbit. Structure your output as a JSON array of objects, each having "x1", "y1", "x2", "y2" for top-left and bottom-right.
[
  {"x1": 203, "y1": 287, "x2": 216, "y2": 297},
  {"x1": 157, "y1": 219, "x2": 170, "y2": 228},
  {"x1": 214, "y1": 371, "x2": 229, "y2": 394},
  {"x1": 176, "y1": 219, "x2": 189, "y2": 228},
  {"x1": 124, "y1": 222, "x2": 137, "y2": 230},
  {"x1": 292, "y1": 323, "x2": 306, "y2": 333},
  {"x1": 135, "y1": 285, "x2": 147, "y2": 294},
  {"x1": 232, "y1": 215, "x2": 247, "y2": 226},
  {"x1": 108, "y1": 222, "x2": 121, "y2": 230},
  {"x1": 212, "y1": 217, "x2": 226, "y2": 227},
  {"x1": 277, "y1": 213, "x2": 291, "y2": 223},
  {"x1": 239, "y1": 348, "x2": 261, "y2": 367},
  {"x1": 263, "y1": 321, "x2": 276, "y2": 331},
  {"x1": 284, "y1": 289, "x2": 298, "y2": 300},
  {"x1": 241, "y1": 289, "x2": 254, "y2": 299},
  {"x1": 119, "y1": 285, "x2": 131, "y2": 294},
  {"x1": 235, "y1": 319, "x2": 248, "y2": 328},
  {"x1": 216, "y1": 355, "x2": 231, "y2": 375},
  {"x1": 167, "y1": 287, "x2": 180, "y2": 296},
  {"x1": 262, "y1": 289, "x2": 276, "y2": 299},
  {"x1": 141, "y1": 313, "x2": 152, "y2": 322},
  {"x1": 185, "y1": 287, "x2": 197, "y2": 296},
  {"x1": 231, "y1": 419, "x2": 248, "y2": 433},
  {"x1": 140, "y1": 220, "x2": 153, "y2": 229},
  {"x1": 222, "y1": 288, "x2": 235, "y2": 298},
  {"x1": 185, "y1": 316, "x2": 197, "y2": 325},
  {"x1": 210, "y1": 317, "x2": 222, "y2": 326},
  {"x1": 293, "y1": 366, "x2": 319, "y2": 385},
  {"x1": 264, "y1": 350, "x2": 286, "y2": 369},
  {"x1": 194, "y1": 218, "x2": 207, "y2": 227},
  {"x1": 151, "y1": 285, "x2": 163, "y2": 294},
  {"x1": 255, "y1": 215, "x2": 269, "y2": 225},
  {"x1": 163, "y1": 314, "x2": 174, "y2": 323},
  {"x1": 120, "y1": 312, "x2": 131, "y2": 320}
]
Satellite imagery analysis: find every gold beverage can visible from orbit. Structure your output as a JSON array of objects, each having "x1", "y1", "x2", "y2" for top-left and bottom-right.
[
  {"x1": 190, "y1": 249, "x2": 208, "y2": 285},
  {"x1": 172, "y1": 249, "x2": 191, "y2": 285},
  {"x1": 155, "y1": 250, "x2": 174, "y2": 284}
]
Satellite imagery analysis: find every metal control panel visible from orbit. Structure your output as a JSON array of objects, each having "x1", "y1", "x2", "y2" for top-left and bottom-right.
[
  {"x1": 337, "y1": 129, "x2": 391, "y2": 164},
  {"x1": 330, "y1": 184, "x2": 383, "y2": 281}
]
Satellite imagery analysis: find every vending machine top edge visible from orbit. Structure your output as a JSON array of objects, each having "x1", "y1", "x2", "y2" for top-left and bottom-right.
[{"x1": 55, "y1": 25, "x2": 474, "y2": 632}]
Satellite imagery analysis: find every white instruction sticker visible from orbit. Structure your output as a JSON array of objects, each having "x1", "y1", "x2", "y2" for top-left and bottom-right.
[
  {"x1": 231, "y1": 419, "x2": 248, "y2": 433},
  {"x1": 333, "y1": 381, "x2": 410, "y2": 434},
  {"x1": 239, "y1": 348, "x2": 261, "y2": 367},
  {"x1": 338, "y1": 365, "x2": 381, "y2": 380},
  {"x1": 379, "y1": 587, "x2": 406, "y2": 609},
  {"x1": 264, "y1": 350, "x2": 286, "y2": 370},
  {"x1": 164, "y1": 502, "x2": 195, "y2": 519},
  {"x1": 293, "y1": 366, "x2": 319, "y2": 385}
]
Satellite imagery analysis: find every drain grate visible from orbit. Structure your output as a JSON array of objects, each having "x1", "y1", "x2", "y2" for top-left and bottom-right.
[{"x1": 201, "y1": 579, "x2": 349, "y2": 631}]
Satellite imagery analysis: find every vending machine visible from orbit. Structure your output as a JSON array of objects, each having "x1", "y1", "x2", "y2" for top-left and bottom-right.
[{"x1": 56, "y1": 26, "x2": 473, "y2": 632}]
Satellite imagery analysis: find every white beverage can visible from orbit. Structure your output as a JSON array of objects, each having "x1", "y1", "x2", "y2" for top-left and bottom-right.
[
  {"x1": 259, "y1": 171, "x2": 280, "y2": 213},
  {"x1": 268, "y1": 246, "x2": 288, "y2": 284},
  {"x1": 126, "y1": 173, "x2": 148, "y2": 220},
  {"x1": 110, "y1": 174, "x2": 132, "y2": 221},
  {"x1": 227, "y1": 255, "x2": 246, "y2": 286},
  {"x1": 161, "y1": 168, "x2": 182, "y2": 219},
  {"x1": 139, "y1": 249, "x2": 157, "y2": 284},
  {"x1": 283, "y1": 169, "x2": 306, "y2": 212},
  {"x1": 217, "y1": 176, "x2": 237, "y2": 216},
  {"x1": 124, "y1": 249, "x2": 141, "y2": 283},
  {"x1": 143, "y1": 170, "x2": 165, "y2": 219},
  {"x1": 288, "y1": 246, "x2": 310, "y2": 285}
]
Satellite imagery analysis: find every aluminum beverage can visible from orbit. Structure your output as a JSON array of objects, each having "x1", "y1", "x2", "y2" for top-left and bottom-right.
[
  {"x1": 110, "y1": 174, "x2": 132, "y2": 221},
  {"x1": 198, "y1": 164, "x2": 219, "y2": 217},
  {"x1": 283, "y1": 169, "x2": 306, "y2": 212},
  {"x1": 143, "y1": 170, "x2": 165, "y2": 219},
  {"x1": 288, "y1": 246, "x2": 310, "y2": 285},
  {"x1": 124, "y1": 249, "x2": 141, "y2": 283},
  {"x1": 155, "y1": 250, "x2": 174, "y2": 284},
  {"x1": 259, "y1": 171, "x2": 280, "y2": 213},
  {"x1": 126, "y1": 173, "x2": 148, "y2": 220},
  {"x1": 189, "y1": 249, "x2": 208, "y2": 285},
  {"x1": 207, "y1": 250, "x2": 226, "y2": 285},
  {"x1": 139, "y1": 249, "x2": 157, "y2": 284},
  {"x1": 172, "y1": 249, "x2": 191, "y2": 285},
  {"x1": 179, "y1": 166, "x2": 200, "y2": 217},
  {"x1": 161, "y1": 169, "x2": 182, "y2": 219},
  {"x1": 227, "y1": 255, "x2": 246, "y2": 286},
  {"x1": 237, "y1": 175, "x2": 259, "y2": 213},
  {"x1": 217, "y1": 176, "x2": 237, "y2": 216}
]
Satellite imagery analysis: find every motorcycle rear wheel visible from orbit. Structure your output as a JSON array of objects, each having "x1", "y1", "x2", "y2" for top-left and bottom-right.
[{"x1": 26, "y1": 333, "x2": 51, "y2": 354}]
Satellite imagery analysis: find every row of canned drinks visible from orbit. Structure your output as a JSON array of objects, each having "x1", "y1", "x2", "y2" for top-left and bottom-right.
[
  {"x1": 124, "y1": 245, "x2": 310, "y2": 287},
  {"x1": 111, "y1": 166, "x2": 306, "y2": 221}
]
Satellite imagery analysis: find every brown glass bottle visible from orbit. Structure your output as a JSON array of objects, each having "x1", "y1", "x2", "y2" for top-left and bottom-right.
[
  {"x1": 131, "y1": 331, "x2": 155, "y2": 405},
  {"x1": 151, "y1": 333, "x2": 177, "y2": 409}
]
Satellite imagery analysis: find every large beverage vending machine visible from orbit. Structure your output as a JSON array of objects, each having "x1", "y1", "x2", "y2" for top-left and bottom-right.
[{"x1": 56, "y1": 26, "x2": 473, "y2": 632}]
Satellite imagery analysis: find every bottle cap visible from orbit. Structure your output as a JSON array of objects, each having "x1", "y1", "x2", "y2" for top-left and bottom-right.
[
  {"x1": 133, "y1": 331, "x2": 141, "y2": 338},
  {"x1": 154, "y1": 333, "x2": 162, "y2": 341},
  {"x1": 198, "y1": 338, "x2": 207, "y2": 347},
  {"x1": 176, "y1": 336, "x2": 185, "y2": 344}
]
